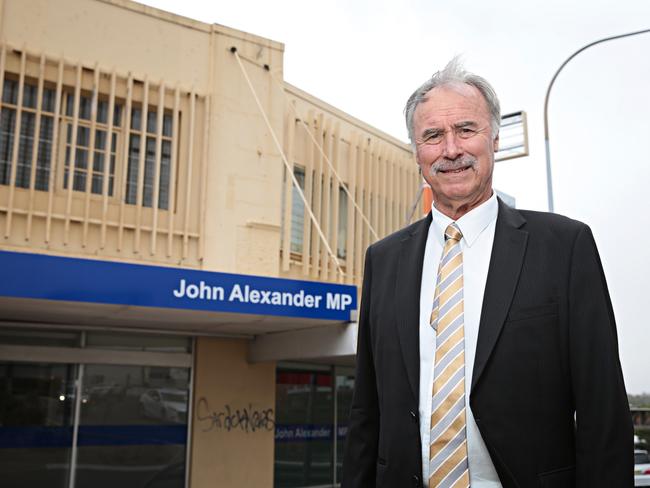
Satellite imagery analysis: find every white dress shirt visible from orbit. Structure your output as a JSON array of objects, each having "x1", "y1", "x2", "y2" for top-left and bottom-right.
[{"x1": 418, "y1": 192, "x2": 502, "y2": 487}]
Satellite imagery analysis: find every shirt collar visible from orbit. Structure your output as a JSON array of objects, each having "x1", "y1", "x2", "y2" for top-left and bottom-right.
[{"x1": 430, "y1": 192, "x2": 498, "y2": 247}]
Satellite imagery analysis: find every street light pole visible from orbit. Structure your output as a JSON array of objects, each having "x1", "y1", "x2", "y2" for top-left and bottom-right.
[{"x1": 543, "y1": 28, "x2": 650, "y2": 213}]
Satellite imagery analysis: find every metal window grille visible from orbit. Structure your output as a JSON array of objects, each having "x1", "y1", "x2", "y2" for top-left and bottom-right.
[
  {"x1": 281, "y1": 91, "x2": 419, "y2": 286},
  {"x1": 0, "y1": 42, "x2": 208, "y2": 265}
]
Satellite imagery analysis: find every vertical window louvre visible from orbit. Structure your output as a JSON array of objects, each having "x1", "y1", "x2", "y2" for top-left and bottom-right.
[
  {"x1": 126, "y1": 107, "x2": 172, "y2": 209},
  {"x1": 63, "y1": 93, "x2": 121, "y2": 195},
  {"x1": 0, "y1": 78, "x2": 55, "y2": 190},
  {"x1": 290, "y1": 166, "x2": 306, "y2": 254}
]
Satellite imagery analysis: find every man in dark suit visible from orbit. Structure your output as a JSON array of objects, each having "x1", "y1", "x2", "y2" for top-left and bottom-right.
[{"x1": 341, "y1": 59, "x2": 633, "y2": 487}]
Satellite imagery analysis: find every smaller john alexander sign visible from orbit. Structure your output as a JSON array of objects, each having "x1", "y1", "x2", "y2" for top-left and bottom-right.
[{"x1": 0, "y1": 251, "x2": 357, "y2": 322}]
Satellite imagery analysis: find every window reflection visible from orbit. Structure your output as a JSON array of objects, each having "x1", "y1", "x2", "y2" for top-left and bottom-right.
[
  {"x1": 274, "y1": 368, "x2": 334, "y2": 487},
  {"x1": 0, "y1": 362, "x2": 76, "y2": 488},
  {"x1": 335, "y1": 368, "x2": 355, "y2": 483},
  {"x1": 274, "y1": 365, "x2": 356, "y2": 487},
  {"x1": 76, "y1": 365, "x2": 189, "y2": 488},
  {"x1": 0, "y1": 360, "x2": 190, "y2": 488}
]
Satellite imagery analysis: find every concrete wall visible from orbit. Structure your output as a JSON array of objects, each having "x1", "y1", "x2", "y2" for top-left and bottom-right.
[
  {"x1": 191, "y1": 338, "x2": 275, "y2": 488},
  {"x1": 1, "y1": 0, "x2": 212, "y2": 90},
  {"x1": 202, "y1": 23, "x2": 285, "y2": 276}
]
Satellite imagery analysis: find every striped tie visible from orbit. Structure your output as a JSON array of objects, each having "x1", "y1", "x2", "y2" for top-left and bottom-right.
[{"x1": 429, "y1": 223, "x2": 469, "y2": 488}]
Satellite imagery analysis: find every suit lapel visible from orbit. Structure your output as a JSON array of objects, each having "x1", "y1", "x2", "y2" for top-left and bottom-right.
[
  {"x1": 396, "y1": 213, "x2": 431, "y2": 402},
  {"x1": 471, "y1": 200, "x2": 528, "y2": 394}
]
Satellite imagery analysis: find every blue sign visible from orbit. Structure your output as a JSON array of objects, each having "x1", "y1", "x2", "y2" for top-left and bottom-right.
[{"x1": 0, "y1": 250, "x2": 357, "y2": 321}]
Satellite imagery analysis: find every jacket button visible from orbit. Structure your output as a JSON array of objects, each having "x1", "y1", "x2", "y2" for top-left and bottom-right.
[
  {"x1": 412, "y1": 474, "x2": 420, "y2": 486},
  {"x1": 409, "y1": 410, "x2": 418, "y2": 423}
]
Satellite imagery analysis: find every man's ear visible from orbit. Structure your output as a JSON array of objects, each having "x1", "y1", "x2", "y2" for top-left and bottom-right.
[{"x1": 493, "y1": 134, "x2": 499, "y2": 153}]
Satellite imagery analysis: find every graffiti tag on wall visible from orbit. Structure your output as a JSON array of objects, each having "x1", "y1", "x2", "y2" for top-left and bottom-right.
[{"x1": 196, "y1": 397, "x2": 275, "y2": 433}]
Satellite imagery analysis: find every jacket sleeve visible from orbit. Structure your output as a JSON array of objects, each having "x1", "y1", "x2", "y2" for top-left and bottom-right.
[
  {"x1": 569, "y1": 225, "x2": 633, "y2": 487},
  {"x1": 341, "y1": 246, "x2": 379, "y2": 487}
]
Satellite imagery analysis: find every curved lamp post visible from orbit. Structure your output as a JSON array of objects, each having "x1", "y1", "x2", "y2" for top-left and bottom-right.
[{"x1": 543, "y1": 28, "x2": 650, "y2": 212}]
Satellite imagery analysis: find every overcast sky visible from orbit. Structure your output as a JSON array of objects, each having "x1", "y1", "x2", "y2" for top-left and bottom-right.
[{"x1": 142, "y1": 0, "x2": 650, "y2": 394}]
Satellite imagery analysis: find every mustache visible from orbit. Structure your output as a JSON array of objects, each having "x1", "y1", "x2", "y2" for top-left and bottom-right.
[{"x1": 430, "y1": 155, "x2": 477, "y2": 174}]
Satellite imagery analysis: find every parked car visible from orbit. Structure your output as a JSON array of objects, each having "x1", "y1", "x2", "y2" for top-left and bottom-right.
[
  {"x1": 139, "y1": 388, "x2": 188, "y2": 423},
  {"x1": 635, "y1": 449, "x2": 650, "y2": 487}
]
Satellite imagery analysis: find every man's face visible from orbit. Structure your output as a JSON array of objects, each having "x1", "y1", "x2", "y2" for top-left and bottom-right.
[{"x1": 413, "y1": 83, "x2": 498, "y2": 219}]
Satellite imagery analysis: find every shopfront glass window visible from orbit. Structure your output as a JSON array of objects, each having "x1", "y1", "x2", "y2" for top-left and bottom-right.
[
  {"x1": 275, "y1": 369, "x2": 334, "y2": 487},
  {"x1": 76, "y1": 365, "x2": 189, "y2": 488},
  {"x1": 0, "y1": 327, "x2": 81, "y2": 347},
  {"x1": 85, "y1": 332, "x2": 191, "y2": 353},
  {"x1": 0, "y1": 329, "x2": 191, "y2": 488},
  {"x1": 0, "y1": 362, "x2": 76, "y2": 488},
  {"x1": 335, "y1": 367, "x2": 355, "y2": 482}
]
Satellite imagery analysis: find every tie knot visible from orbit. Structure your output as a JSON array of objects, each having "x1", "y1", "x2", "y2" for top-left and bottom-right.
[{"x1": 445, "y1": 223, "x2": 462, "y2": 242}]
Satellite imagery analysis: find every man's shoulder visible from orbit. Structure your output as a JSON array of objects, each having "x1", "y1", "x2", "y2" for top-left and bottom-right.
[
  {"x1": 504, "y1": 205, "x2": 589, "y2": 234},
  {"x1": 367, "y1": 216, "x2": 429, "y2": 253}
]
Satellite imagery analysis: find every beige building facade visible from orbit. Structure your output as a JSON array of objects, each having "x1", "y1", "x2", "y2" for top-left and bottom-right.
[{"x1": 0, "y1": 1, "x2": 419, "y2": 487}]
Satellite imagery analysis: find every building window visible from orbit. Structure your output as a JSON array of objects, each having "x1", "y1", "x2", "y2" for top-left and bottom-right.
[
  {"x1": 337, "y1": 186, "x2": 348, "y2": 259},
  {"x1": 125, "y1": 107, "x2": 173, "y2": 210},
  {"x1": 286, "y1": 168, "x2": 347, "y2": 261},
  {"x1": 290, "y1": 166, "x2": 306, "y2": 254},
  {"x1": 0, "y1": 78, "x2": 56, "y2": 190},
  {"x1": 63, "y1": 93, "x2": 122, "y2": 196},
  {"x1": 0, "y1": 48, "x2": 209, "y2": 260},
  {"x1": 1, "y1": 74, "x2": 176, "y2": 213}
]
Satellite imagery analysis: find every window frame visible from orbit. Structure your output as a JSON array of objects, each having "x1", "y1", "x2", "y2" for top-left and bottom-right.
[
  {"x1": 0, "y1": 74, "x2": 58, "y2": 191},
  {"x1": 56, "y1": 90, "x2": 125, "y2": 202},
  {"x1": 124, "y1": 103, "x2": 175, "y2": 211}
]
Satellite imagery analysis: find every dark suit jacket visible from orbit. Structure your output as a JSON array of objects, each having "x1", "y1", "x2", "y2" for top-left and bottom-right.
[{"x1": 342, "y1": 199, "x2": 633, "y2": 488}]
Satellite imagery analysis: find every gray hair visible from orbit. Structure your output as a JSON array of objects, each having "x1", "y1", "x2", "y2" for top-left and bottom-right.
[{"x1": 404, "y1": 57, "x2": 501, "y2": 146}]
